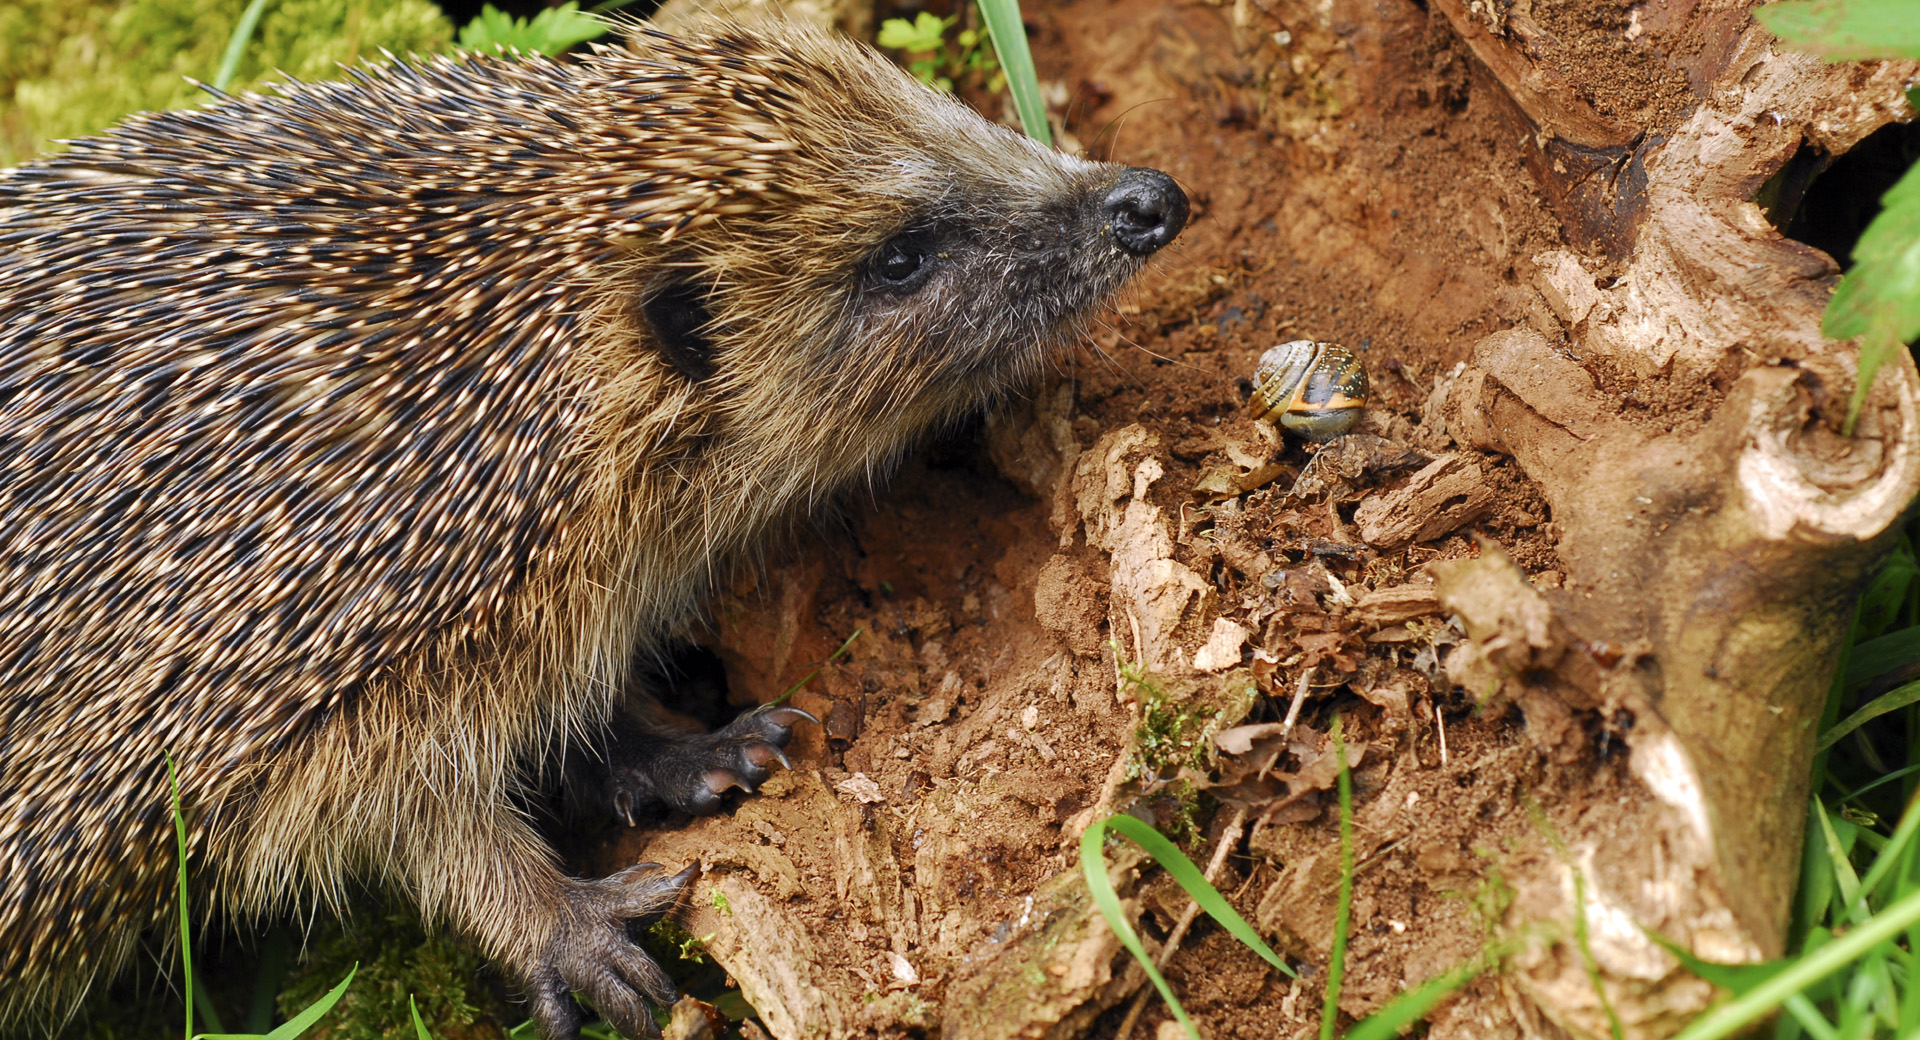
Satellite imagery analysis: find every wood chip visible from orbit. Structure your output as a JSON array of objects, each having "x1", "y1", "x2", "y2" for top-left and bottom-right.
[
  {"x1": 1351, "y1": 582, "x2": 1442, "y2": 624},
  {"x1": 1353, "y1": 454, "x2": 1496, "y2": 549}
]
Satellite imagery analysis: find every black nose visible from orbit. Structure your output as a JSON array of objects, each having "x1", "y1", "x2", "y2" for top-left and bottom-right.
[{"x1": 1103, "y1": 167, "x2": 1188, "y2": 256}]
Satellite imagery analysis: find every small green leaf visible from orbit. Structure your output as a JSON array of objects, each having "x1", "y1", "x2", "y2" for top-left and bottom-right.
[
  {"x1": 877, "y1": 12, "x2": 950, "y2": 53},
  {"x1": 1820, "y1": 160, "x2": 1920, "y2": 430},
  {"x1": 410, "y1": 995, "x2": 434, "y2": 1040},
  {"x1": 213, "y1": 0, "x2": 275, "y2": 92},
  {"x1": 457, "y1": 2, "x2": 607, "y2": 57},
  {"x1": 169, "y1": 753, "x2": 195, "y2": 1040},
  {"x1": 1755, "y1": 0, "x2": 1920, "y2": 61},
  {"x1": 195, "y1": 966, "x2": 357, "y2": 1040}
]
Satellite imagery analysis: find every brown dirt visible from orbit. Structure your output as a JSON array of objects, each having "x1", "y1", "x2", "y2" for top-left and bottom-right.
[{"x1": 576, "y1": 0, "x2": 1843, "y2": 1037}]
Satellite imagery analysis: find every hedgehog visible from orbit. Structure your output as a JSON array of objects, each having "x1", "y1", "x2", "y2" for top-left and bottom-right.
[{"x1": 0, "y1": 19, "x2": 1187, "y2": 1039}]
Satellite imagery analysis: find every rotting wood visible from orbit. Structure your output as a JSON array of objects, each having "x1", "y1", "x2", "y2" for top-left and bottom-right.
[
  {"x1": 1351, "y1": 453, "x2": 1496, "y2": 549},
  {"x1": 1422, "y1": 14, "x2": 1920, "y2": 1039}
]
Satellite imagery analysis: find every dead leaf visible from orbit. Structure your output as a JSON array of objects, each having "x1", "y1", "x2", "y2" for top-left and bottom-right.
[
  {"x1": 1214, "y1": 722, "x2": 1291, "y2": 755},
  {"x1": 835, "y1": 773, "x2": 886, "y2": 804}
]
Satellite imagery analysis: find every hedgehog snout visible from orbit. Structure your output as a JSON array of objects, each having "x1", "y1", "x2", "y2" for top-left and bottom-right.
[{"x1": 1103, "y1": 168, "x2": 1188, "y2": 256}]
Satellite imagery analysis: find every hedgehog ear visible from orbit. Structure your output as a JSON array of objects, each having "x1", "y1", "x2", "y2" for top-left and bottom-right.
[{"x1": 640, "y1": 277, "x2": 718, "y2": 382}]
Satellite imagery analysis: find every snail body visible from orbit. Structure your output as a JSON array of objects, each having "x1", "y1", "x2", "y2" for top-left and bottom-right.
[{"x1": 1250, "y1": 339, "x2": 1369, "y2": 440}]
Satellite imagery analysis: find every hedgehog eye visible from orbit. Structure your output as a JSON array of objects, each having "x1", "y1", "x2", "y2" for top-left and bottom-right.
[{"x1": 871, "y1": 232, "x2": 936, "y2": 292}]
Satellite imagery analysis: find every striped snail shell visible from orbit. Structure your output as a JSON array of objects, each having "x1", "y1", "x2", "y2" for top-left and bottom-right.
[{"x1": 1249, "y1": 340, "x2": 1368, "y2": 441}]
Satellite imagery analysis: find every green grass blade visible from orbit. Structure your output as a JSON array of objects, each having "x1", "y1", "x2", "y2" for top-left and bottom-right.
[
  {"x1": 1080, "y1": 818, "x2": 1204, "y2": 1040},
  {"x1": 193, "y1": 976, "x2": 228, "y2": 1036},
  {"x1": 1340, "y1": 962, "x2": 1481, "y2": 1040},
  {"x1": 772, "y1": 627, "x2": 861, "y2": 705},
  {"x1": 259, "y1": 965, "x2": 356, "y2": 1040},
  {"x1": 1320, "y1": 717, "x2": 1353, "y2": 1040},
  {"x1": 1812, "y1": 799, "x2": 1865, "y2": 921},
  {"x1": 168, "y1": 753, "x2": 195, "y2": 1040},
  {"x1": 213, "y1": 0, "x2": 274, "y2": 92},
  {"x1": 1818, "y1": 681, "x2": 1920, "y2": 754},
  {"x1": 1096, "y1": 813, "x2": 1293, "y2": 975},
  {"x1": 975, "y1": 0, "x2": 1050, "y2": 146},
  {"x1": 1782, "y1": 991, "x2": 1840, "y2": 1040},
  {"x1": 1670, "y1": 888, "x2": 1920, "y2": 1040},
  {"x1": 245, "y1": 928, "x2": 293, "y2": 1034},
  {"x1": 411, "y1": 995, "x2": 434, "y2": 1040},
  {"x1": 1855, "y1": 788, "x2": 1920, "y2": 905}
]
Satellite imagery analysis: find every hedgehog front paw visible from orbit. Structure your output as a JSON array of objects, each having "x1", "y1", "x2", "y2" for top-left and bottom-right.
[
  {"x1": 521, "y1": 863, "x2": 695, "y2": 1040},
  {"x1": 609, "y1": 703, "x2": 816, "y2": 821}
]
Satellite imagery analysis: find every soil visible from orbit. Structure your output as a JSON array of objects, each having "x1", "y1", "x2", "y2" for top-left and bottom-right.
[{"x1": 565, "y1": 0, "x2": 1763, "y2": 1037}]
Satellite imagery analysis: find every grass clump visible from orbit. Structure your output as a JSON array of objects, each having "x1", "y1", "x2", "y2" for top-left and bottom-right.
[{"x1": 0, "y1": 0, "x2": 451, "y2": 166}]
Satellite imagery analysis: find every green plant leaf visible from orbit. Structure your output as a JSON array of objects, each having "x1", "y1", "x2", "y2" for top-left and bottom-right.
[
  {"x1": 213, "y1": 0, "x2": 274, "y2": 92},
  {"x1": 410, "y1": 995, "x2": 434, "y2": 1040},
  {"x1": 1820, "y1": 159, "x2": 1920, "y2": 431},
  {"x1": 976, "y1": 0, "x2": 1050, "y2": 145},
  {"x1": 1095, "y1": 813, "x2": 1292, "y2": 974},
  {"x1": 1846, "y1": 630, "x2": 1920, "y2": 693},
  {"x1": 192, "y1": 966, "x2": 356, "y2": 1040},
  {"x1": 1755, "y1": 0, "x2": 1920, "y2": 61},
  {"x1": 877, "y1": 12, "x2": 949, "y2": 53},
  {"x1": 772, "y1": 627, "x2": 860, "y2": 705},
  {"x1": 457, "y1": 2, "x2": 606, "y2": 57}
]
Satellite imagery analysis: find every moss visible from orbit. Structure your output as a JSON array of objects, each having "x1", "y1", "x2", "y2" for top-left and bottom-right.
[
  {"x1": 1113, "y1": 642, "x2": 1259, "y2": 783},
  {"x1": 276, "y1": 899, "x2": 510, "y2": 1040},
  {"x1": 0, "y1": 0, "x2": 451, "y2": 166}
]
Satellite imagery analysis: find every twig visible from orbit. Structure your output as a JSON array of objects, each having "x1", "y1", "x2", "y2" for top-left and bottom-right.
[
  {"x1": 1433, "y1": 700, "x2": 1448, "y2": 767},
  {"x1": 1282, "y1": 666, "x2": 1314, "y2": 734},
  {"x1": 1114, "y1": 806, "x2": 1252, "y2": 1040}
]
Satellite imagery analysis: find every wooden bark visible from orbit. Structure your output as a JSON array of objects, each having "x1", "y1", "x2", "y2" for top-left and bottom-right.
[{"x1": 1426, "y1": 8, "x2": 1920, "y2": 1035}]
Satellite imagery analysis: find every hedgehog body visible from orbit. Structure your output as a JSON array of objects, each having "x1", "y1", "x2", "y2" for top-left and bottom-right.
[{"x1": 0, "y1": 21, "x2": 1185, "y2": 1037}]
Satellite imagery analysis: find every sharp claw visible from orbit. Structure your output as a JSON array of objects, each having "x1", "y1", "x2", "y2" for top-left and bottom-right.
[
  {"x1": 666, "y1": 862, "x2": 700, "y2": 892},
  {"x1": 615, "y1": 791, "x2": 636, "y2": 829},
  {"x1": 744, "y1": 742, "x2": 792, "y2": 770},
  {"x1": 703, "y1": 768, "x2": 746, "y2": 795},
  {"x1": 766, "y1": 706, "x2": 818, "y2": 726}
]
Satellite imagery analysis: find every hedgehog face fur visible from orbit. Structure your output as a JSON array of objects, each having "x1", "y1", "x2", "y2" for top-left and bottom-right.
[{"x1": 0, "y1": 20, "x2": 1185, "y2": 1038}]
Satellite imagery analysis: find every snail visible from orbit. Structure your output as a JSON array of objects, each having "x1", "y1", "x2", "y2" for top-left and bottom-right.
[{"x1": 1249, "y1": 339, "x2": 1369, "y2": 440}]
